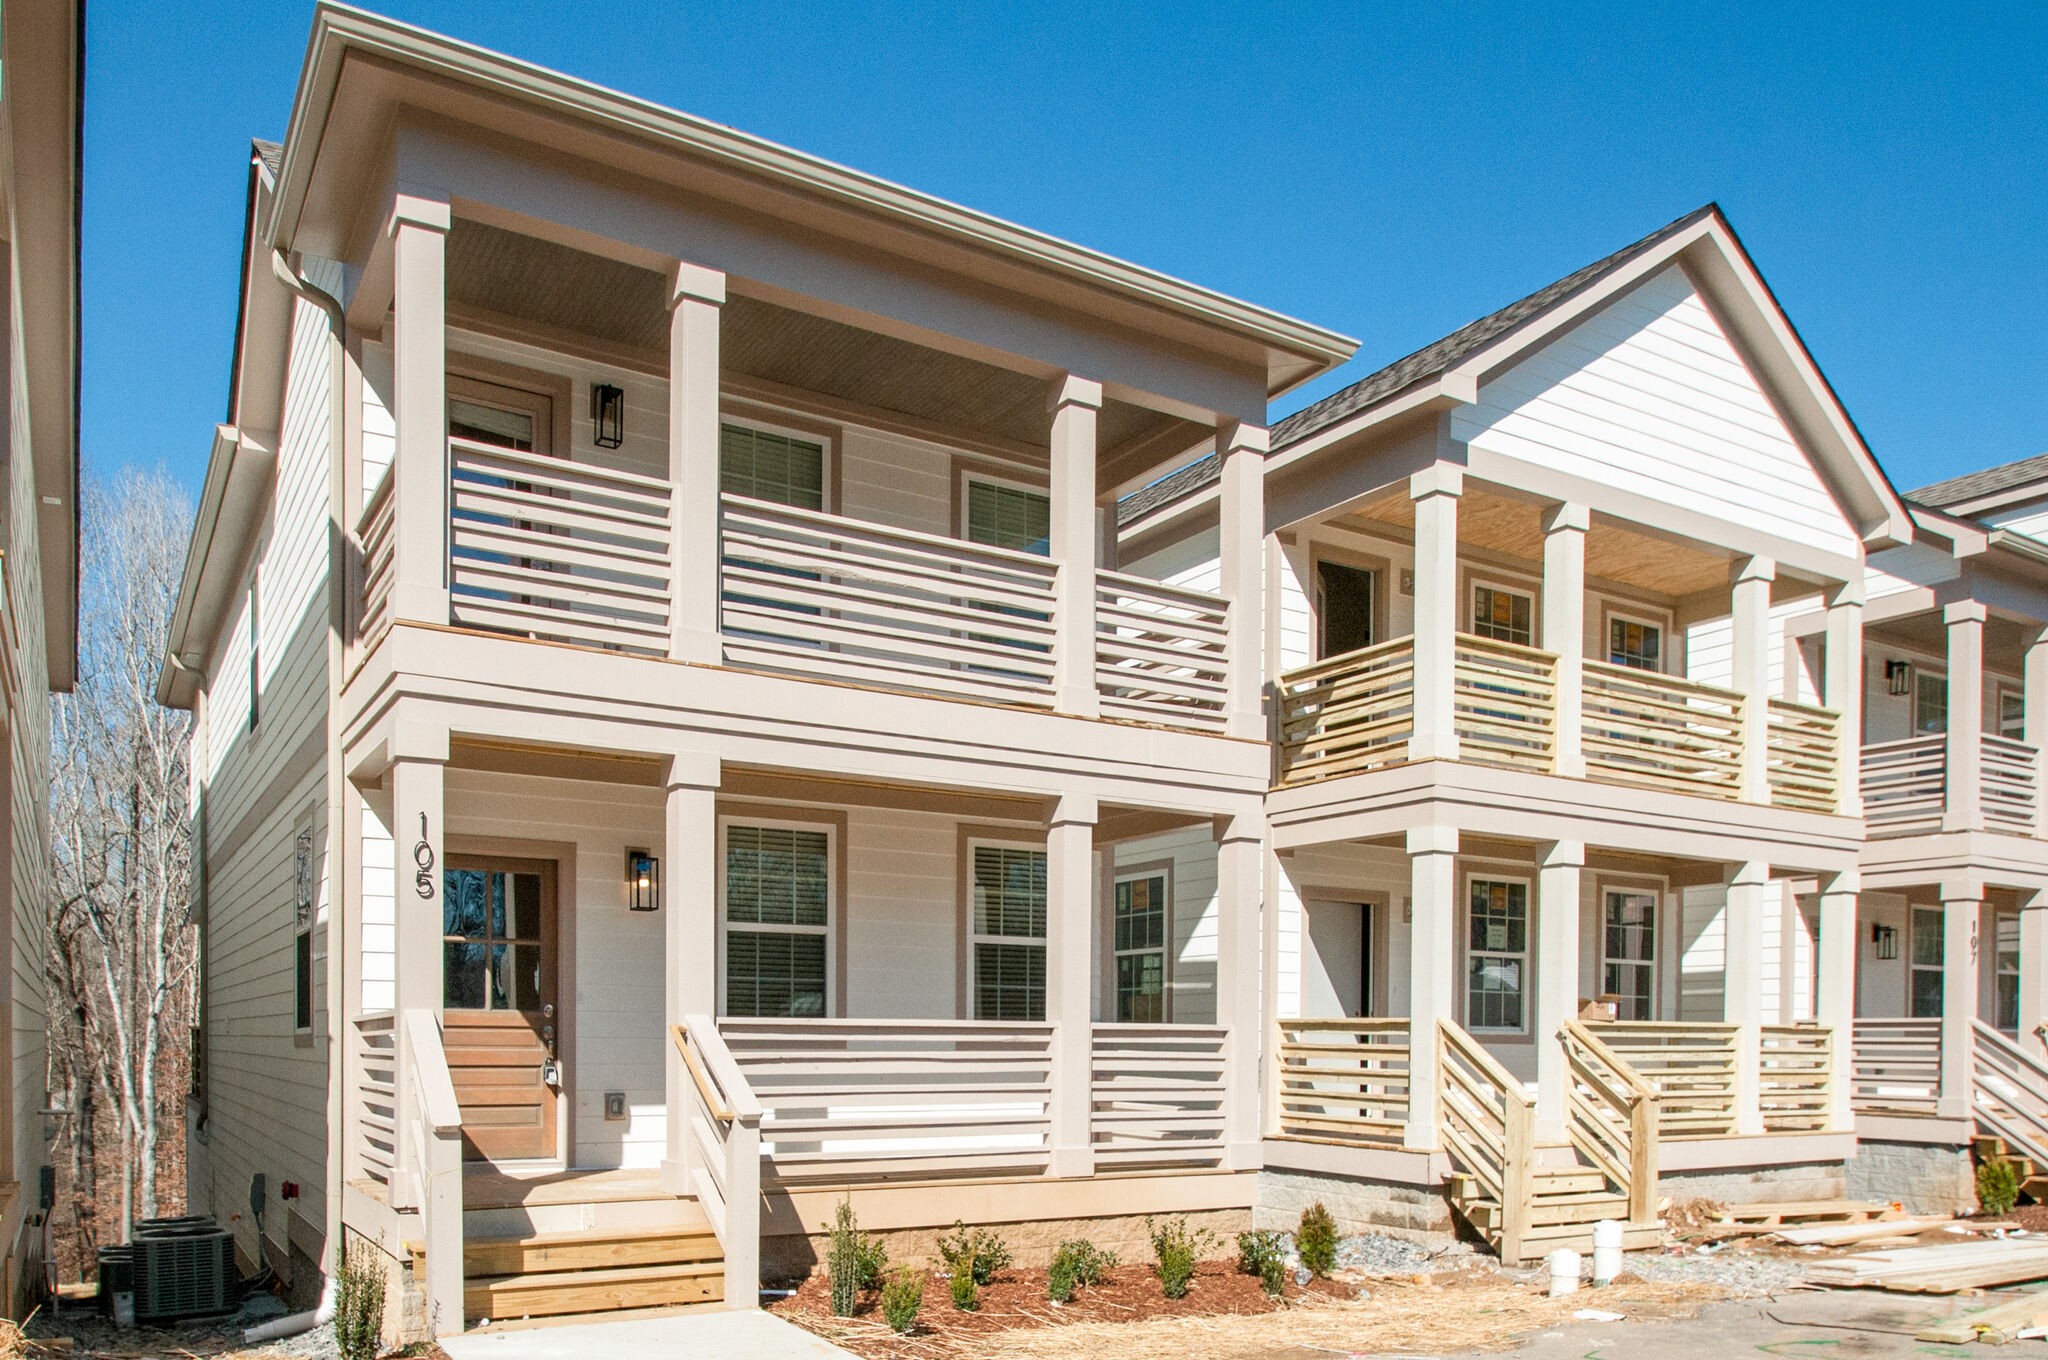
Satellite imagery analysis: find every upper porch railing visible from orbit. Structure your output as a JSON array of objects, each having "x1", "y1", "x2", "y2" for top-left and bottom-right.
[
  {"x1": 1861, "y1": 733, "x2": 2043, "y2": 838},
  {"x1": 353, "y1": 452, "x2": 1235, "y2": 733}
]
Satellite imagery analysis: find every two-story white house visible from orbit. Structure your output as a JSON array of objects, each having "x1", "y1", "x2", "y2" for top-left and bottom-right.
[{"x1": 157, "y1": 3, "x2": 1354, "y2": 1337}]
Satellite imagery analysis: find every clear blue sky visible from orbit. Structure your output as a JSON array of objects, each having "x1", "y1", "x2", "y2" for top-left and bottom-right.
[{"x1": 83, "y1": 0, "x2": 2046, "y2": 496}]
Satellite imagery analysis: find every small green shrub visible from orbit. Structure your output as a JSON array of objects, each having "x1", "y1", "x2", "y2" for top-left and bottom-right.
[
  {"x1": 1979, "y1": 1157, "x2": 2022, "y2": 1216},
  {"x1": 1047, "y1": 1238, "x2": 1119, "y2": 1302},
  {"x1": 333, "y1": 1237, "x2": 387, "y2": 1360},
  {"x1": 1296, "y1": 1202, "x2": 1339, "y2": 1278},
  {"x1": 880, "y1": 1268, "x2": 925, "y2": 1335},
  {"x1": 1147, "y1": 1215, "x2": 1216, "y2": 1300},
  {"x1": 948, "y1": 1266, "x2": 979, "y2": 1312},
  {"x1": 935, "y1": 1220, "x2": 1014, "y2": 1286},
  {"x1": 1236, "y1": 1229, "x2": 1288, "y2": 1296},
  {"x1": 826, "y1": 1198, "x2": 888, "y2": 1317}
]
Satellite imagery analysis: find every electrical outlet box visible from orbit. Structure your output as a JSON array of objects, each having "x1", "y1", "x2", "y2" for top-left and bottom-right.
[{"x1": 604, "y1": 1091, "x2": 628, "y2": 1121}]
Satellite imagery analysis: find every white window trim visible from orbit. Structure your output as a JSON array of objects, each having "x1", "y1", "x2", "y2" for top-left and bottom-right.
[
  {"x1": 720, "y1": 414, "x2": 836, "y2": 514},
  {"x1": 716, "y1": 815, "x2": 837, "y2": 1018},
  {"x1": 1468, "y1": 577, "x2": 1537, "y2": 648},
  {"x1": 1598, "y1": 883, "x2": 1662, "y2": 1022},
  {"x1": 1112, "y1": 868, "x2": 1172, "y2": 1024},
  {"x1": 1604, "y1": 606, "x2": 1671, "y2": 674},
  {"x1": 967, "y1": 836, "x2": 1049, "y2": 1021},
  {"x1": 958, "y1": 469, "x2": 1050, "y2": 554},
  {"x1": 1463, "y1": 872, "x2": 1532, "y2": 1035}
]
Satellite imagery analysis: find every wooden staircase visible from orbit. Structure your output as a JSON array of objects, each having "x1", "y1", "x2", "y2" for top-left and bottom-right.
[
  {"x1": 1972, "y1": 1020, "x2": 2048, "y2": 1206},
  {"x1": 412, "y1": 1222, "x2": 725, "y2": 1326},
  {"x1": 1971, "y1": 1135, "x2": 2048, "y2": 1203}
]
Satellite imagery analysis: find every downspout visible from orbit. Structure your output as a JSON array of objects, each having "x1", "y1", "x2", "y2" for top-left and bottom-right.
[{"x1": 267, "y1": 251, "x2": 350, "y2": 1292}]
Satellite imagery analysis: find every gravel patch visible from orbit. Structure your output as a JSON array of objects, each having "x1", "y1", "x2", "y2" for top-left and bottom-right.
[
  {"x1": 1335, "y1": 1232, "x2": 1487, "y2": 1276},
  {"x1": 28, "y1": 1293, "x2": 341, "y2": 1360},
  {"x1": 1617, "y1": 1243, "x2": 1813, "y2": 1296}
]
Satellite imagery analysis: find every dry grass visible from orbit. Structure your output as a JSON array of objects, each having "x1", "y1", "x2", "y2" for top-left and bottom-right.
[{"x1": 791, "y1": 1276, "x2": 1729, "y2": 1360}]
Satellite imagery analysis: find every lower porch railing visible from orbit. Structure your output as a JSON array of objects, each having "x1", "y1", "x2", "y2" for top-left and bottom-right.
[
  {"x1": 1271, "y1": 1018, "x2": 1411, "y2": 1146},
  {"x1": 1579, "y1": 1022, "x2": 1739, "y2": 1137},
  {"x1": 400, "y1": 1010, "x2": 464, "y2": 1338},
  {"x1": 351, "y1": 1012, "x2": 397, "y2": 1189},
  {"x1": 1759, "y1": 1023, "x2": 1834, "y2": 1131},
  {"x1": 675, "y1": 1018, "x2": 763, "y2": 1311},
  {"x1": 1089, "y1": 1024, "x2": 1228, "y2": 1169},
  {"x1": 1850, "y1": 1016, "x2": 1943, "y2": 1114}
]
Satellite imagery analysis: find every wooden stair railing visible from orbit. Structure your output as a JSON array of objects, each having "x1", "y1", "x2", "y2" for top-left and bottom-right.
[
  {"x1": 675, "y1": 1018, "x2": 764, "y2": 1310},
  {"x1": 1558, "y1": 1020, "x2": 1660, "y2": 1226},
  {"x1": 1437, "y1": 1020, "x2": 1535, "y2": 1263},
  {"x1": 1972, "y1": 1020, "x2": 2048, "y2": 1176},
  {"x1": 401, "y1": 1009, "x2": 465, "y2": 1338}
]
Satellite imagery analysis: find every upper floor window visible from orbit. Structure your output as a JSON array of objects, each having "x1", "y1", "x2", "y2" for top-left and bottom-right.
[
  {"x1": 448, "y1": 374, "x2": 553, "y2": 455},
  {"x1": 1914, "y1": 672, "x2": 1948, "y2": 735},
  {"x1": 1608, "y1": 617, "x2": 1663, "y2": 672},
  {"x1": 2001, "y1": 689, "x2": 2026, "y2": 740},
  {"x1": 1316, "y1": 560, "x2": 1377, "y2": 659},
  {"x1": 722, "y1": 423, "x2": 825, "y2": 510},
  {"x1": 1471, "y1": 584, "x2": 1534, "y2": 647},
  {"x1": 964, "y1": 476, "x2": 1050, "y2": 556}
]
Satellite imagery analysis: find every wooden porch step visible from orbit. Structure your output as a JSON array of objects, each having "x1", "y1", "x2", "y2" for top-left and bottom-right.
[
  {"x1": 464, "y1": 1225, "x2": 722, "y2": 1277},
  {"x1": 466, "y1": 1260, "x2": 724, "y2": 1321}
]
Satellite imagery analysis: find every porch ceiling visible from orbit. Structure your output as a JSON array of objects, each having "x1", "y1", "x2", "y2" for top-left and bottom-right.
[
  {"x1": 444, "y1": 218, "x2": 1205, "y2": 484},
  {"x1": 1333, "y1": 485, "x2": 1734, "y2": 598},
  {"x1": 1868, "y1": 609, "x2": 2035, "y2": 674}
]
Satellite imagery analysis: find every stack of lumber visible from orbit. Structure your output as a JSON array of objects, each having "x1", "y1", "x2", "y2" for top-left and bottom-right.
[
  {"x1": 1774, "y1": 1215, "x2": 1954, "y2": 1247},
  {"x1": 1914, "y1": 1288, "x2": 2048, "y2": 1344},
  {"x1": 1716, "y1": 1198, "x2": 1895, "y2": 1229},
  {"x1": 1808, "y1": 1239, "x2": 2048, "y2": 1294}
]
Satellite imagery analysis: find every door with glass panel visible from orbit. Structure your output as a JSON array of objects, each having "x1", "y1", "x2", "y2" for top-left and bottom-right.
[{"x1": 441, "y1": 856, "x2": 560, "y2": 1161}]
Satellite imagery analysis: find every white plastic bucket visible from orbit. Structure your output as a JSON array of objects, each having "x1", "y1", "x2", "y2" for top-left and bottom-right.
[
  {"x1": 1546, "y1": 1247, "x2": 1581, "y2": 1297},
  {"x1": 1591, "y1": 1219, "x2": 1623, "y2": 1285}
]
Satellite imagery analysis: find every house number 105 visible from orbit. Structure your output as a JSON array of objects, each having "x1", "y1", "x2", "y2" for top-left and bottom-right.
[{"x1": 414, "y1": 812, "x2": 436, "y2": 900}]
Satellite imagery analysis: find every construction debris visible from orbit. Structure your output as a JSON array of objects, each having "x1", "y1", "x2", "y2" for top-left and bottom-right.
[
  {"x1": 1807, "y1": 1239, "x2": 2048, "y2": 1294},
  {"x1": 1774, "y1": 1215, "x2": 1955, "y2": 1247},
  {"x1": 1716, "y1": 1199, "x2": 1897, "y2": 1228},
  {"x1": 1913, "y1": 1287, "x2": 2048, "y2": 1344}
]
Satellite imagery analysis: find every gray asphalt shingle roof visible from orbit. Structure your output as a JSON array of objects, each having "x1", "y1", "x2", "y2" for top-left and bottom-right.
[
  {"x1": 254, "y1": 139, "x2": 282, "y2": 177},
  {"x1": 1910, "y1": 452, "x2": 2048, "y2": 510}
]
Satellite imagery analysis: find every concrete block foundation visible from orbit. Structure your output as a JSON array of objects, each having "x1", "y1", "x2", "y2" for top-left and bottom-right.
[
  {"x1": 1844, "y1": 1140, "x2": 1976, "y2": 1216},
  {"x1": 1253, "y1": 1168, "x2": 1455, "y2": 1241}
]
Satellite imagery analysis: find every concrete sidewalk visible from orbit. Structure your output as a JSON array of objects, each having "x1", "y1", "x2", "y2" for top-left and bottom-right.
[{"x1": 440, "y1": 1309, "x2": 857, "y2": 1360}]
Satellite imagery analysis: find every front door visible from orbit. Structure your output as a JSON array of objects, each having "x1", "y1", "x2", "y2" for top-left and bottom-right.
[{"x1": 442, "y1": 856, "x2": 559, "y2": 1161}]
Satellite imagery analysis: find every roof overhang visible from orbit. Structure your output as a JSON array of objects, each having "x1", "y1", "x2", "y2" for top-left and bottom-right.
[{"x1": 157, "y1": 426, "x2": 275, "y2": 710}]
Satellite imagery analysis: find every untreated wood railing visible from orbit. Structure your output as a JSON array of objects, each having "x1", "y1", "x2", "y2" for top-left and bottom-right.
[
  {"x1": 719, "y1": 494, "x2": 1059, "y2": 706},
  {"x1": 448, "y1": 438, "x2": 674, "y2": 654},
  {"x1": 1437, "y1": 1019, "x2": 1533, "y2": 1262},
  {"x1": 1274, "y1": 639, "x2": 1414, "y2": 785},
  {"x1": 1766, "y1": 698, "x2": 1843, "y2": 814},
  {"x1": 400, "y1": 1009, "x2": 464, "y2": 1337},
  {"x1": 1983, "y1": 735, "x2": 2041, "y2": 834},
  {"x1": 718, "y1": 1018, "x2": 1056, "y2": 1180},
  {"x1": 351, "y1": 1011, "x2": 397, "y2": 1188},
  {"x1": 1454, "y1": 634, "x2": 1557, "y2": 772},
  {"x1": 1850, "y1": 1016, "x2": 1943, "y2": 1114},
  {"x1": 1760, "y1": 1024, "x2": 1834, "y2": 1131},
  {"x1": 1581, "y1": 661, "x2": 1744, "y2": 799},
  {"x1": 1089, "y1": 1024, "x2": 1228, "y2": 1169},
  {"x1": 1557, "y1": 1020, "x2": 1658, "y2": 1225},
  {"x1": 1094, "y1": 572, "x2": 1231, "y2": 731},
  {"x1": 1860, "y1": 736, "x2": 1946, "y2": 836},
  {"x1": 1271, "y1": 1018, "x2": 1410, "y2": 1147},
  {"x1": 675, "y1": 1018, "x2": 763, "y2": 1311},
  {"x1": 357, "y1": 478, "x2": 396, "y2": 647},
  {"x1": 1973, "y1": 1020, "x2": 2048, "y2": 1172},
  {"x1": 1580, "y1": 1021, "x2": 1738, "y2": 1137}
]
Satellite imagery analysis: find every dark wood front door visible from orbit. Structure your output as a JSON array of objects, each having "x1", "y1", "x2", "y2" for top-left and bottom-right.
[{"x1": 442, "y1": 856, "x2": 559, "y2": 1161}]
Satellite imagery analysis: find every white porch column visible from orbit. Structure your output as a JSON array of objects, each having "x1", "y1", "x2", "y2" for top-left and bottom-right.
[
  {"x1": 1815, "y1": 868, "x2": 1859, "y2": 1129},
  {"x1": 1944, "y1": 602, "x2": 1988, "y2": 833},
  {"x1": 1404, "y1": 825, "x2": 1459, "y2": 1149},
  {"x1": 1824, "y1": 581, "x2": 1865, "y2": 817},
  {"x1": 388, "y1": 194, "x2": 451, "y2": 627},
  {"x1": 2019, "y1": 889, "x2": 2048, "y2": 1056},
  {"x1": 1938, "y1": 881, "x2": 1983, "y2": 1119},
  {"x1": 1410, "y1": 465, "x2": 1464, "y2": 762},
  {"x1": 667, "y1": 263, "x2": 727, "y2": 663},
  {"x1": 661, "y1": 753, "x2": 721, "y2": 1194},
  {"x1": 1214, "y1": 812, "x2": 1264, "y2": 1168},
  {"x1": 1049, "y1": 376, "x2": 1102, "y2": 718},
  {"x1": 1731, "y1": 557, "x2": 1776, "y2": 803},
  {"x1": 1046, "y1": 793, "x2": 1097, "y2": 1176},
  {"x1": 1534, "y1": 840, "x2": 1585, "y2": 1142},
  {"x1": 2023, "y1": 627, "x2": 2048, "y2": 838},
  {"x1": 1218, "y1": 421, "x2": 1270, "y2": 739},
  {"x1": 1542, "y1": 504, "x2": 1588, "y2": 778},
  {"x1": 1723, "y1": 859, "x2": 1770, "y2": 1135},
  {"x1": 389, "y1": 746, "x2": 446, "y2": 1203}
]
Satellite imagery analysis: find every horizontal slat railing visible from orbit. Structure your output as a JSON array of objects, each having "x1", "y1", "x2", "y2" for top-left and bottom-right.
[
  {"x1": 718, "y1": 1018, "x2": 1055, "y2": 1180},
  {"x1": 1580, "y1": 1021, "x2": 1739, "y2": 1138},
  {"x1": 1454, "y1": 634, "x2": 1557, "y2": 773},
  {"x1": 400, "y1": 1009, "x2": 464, "y2": 1335},
  {"x1": 1982, "y1": 734, "x2": 2041, "y2": 835},
  {"x1": 357, "y1": 478, "x2": 396, "y2": 648},
  {"x1": 1766, "y1": 698, "x2": 1843, "y2": 814},
  {"x1": 448, "y1": 438, "x2": 673, "y2": 653},
  {"x1": 1274, "y1": 639, "x2": 1415, "y2": 786},
  {"x1": 1851, "y1": 1016, "x2": 1943, "y2": 1115},
  {"x1": 1557, "y1": 1020, "x2": 1658, "y2": 1224},
  {"x1": 1860, "y1": 736, "x2": 1946, "y2": 836},
  {"x1": 1094, "y1": 572, "x2": 1230, "y2": 731},
  {"x1": 1437, "y1": 1020, "x2": 1533, "y2": 1261},
  {"x1": 352, "y1": 1012, "x2": 397, "y2": 1189},
  {"x1": 1760, "y1": 1023, "x2": 1834, "y2": 1131},
  {"x1": 1089, "y1": 1024, "x2": 1228, "y2": 1169},
  {"x1": 1582, "y1": 661, "x2": 1744, "y2": 799},
  {"x1": 719, "y1": 494, "x2": 1059, "y2": 705},
  {"x1": 1973, "y1": 1019, "x2": 2048, "y2": 1173},
  {"x1": 1272, "y1": 1018, "x2": 1410, "y2": 1147}
]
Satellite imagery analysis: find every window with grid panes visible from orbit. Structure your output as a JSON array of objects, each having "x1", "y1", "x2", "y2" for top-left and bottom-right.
[
  {"x1": 2002, "y1": 690, "x2": 2026, "y2": 740},
  {"x1": 1472, "y1": 585, "x2": 1534, "y2": 646},
  {"x1": 1114, "y1": 874, "x2": 1167, "y2": 1022},
  {"x1": 1909, "y1": 906, "x2": 1944, "y2": 1019},
  {"x1": 971, "y1": 844, "x2": 1047, "y2": 1020},
  {"x1": 965, "y1": 479, "x2": 1051, "y2": 555},
  {"x1": 1915, "y1": 672, "x2": 1948, "y2": 735},
  {"x1": 1602, "y1": 889, "x2": 1657, "y2": 1021},
  {"x1": 1466, "y1": 878, "x2": 1528, "y2": 1031},
  {"x1": 724, "y1": 824, "x2": 830, "y2": 1017},
  {"x1": 1608, "y1": 617, "x2": 1663, "y2": 671},
  {"x1": 1997, "y1": 910, "x2": 2020, "y2": 1031},
  {"x1": 721, "y1": 424, "x2": 825, "y2": 508}
]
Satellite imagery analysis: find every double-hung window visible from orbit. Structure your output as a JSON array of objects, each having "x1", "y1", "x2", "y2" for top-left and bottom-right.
[
  {"x1": 721, "y1": 423, "x2": 826, "y2": 510},
  {"x1": 964, "y1": 477, "x2": 1050, "y2": 555},
  {"x1": 1608, "y1": 617, "x2": 1663, "y2": 672},
  {"x1": 1471, "y1": 584, "x2": 1534, "y2": 647},
  {"x1": 2001, "y1": 689, "x2": 2026, "y2": 741},
  {"x1": 1602, "y1": 889, "x2": 1657, "y2": 1021},
  {"x1": 723, "y1": 822, "x2": 832, "y2": 1018},
  {"x1": 1113, "y1": 873, "x2": 1168, "y2": 1023},
  {"x1": 1466, "y1": 878, "x2": 1529, "y2": 1031},
  {"x1": 1915, "y1": 672, "x2": 1948, "y2": 735},
  {"x1": 970, "y1": 843, "x2": 1046, "y2": 1021},
  {"x1": 1997, "y1": 911, "x2": 2020, "y2": 1031},
  {"x1": 1909, "y1": 906, "x2": 1944, "y2": 1019}
]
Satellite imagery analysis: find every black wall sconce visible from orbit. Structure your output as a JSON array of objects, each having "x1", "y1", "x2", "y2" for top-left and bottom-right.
[
  {"x1": 1872, "y1": 923, "x2": 1899, "y2": 960},
  {"x1": 1885, "y1": 659, "x2": 1912, "y2": 697},
  {"x1": 627, "y1": 848, "x2": 660, "y2": 911},
  {"x1": 591, "y1": 383, "x2": 626, "y2": 449}
]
